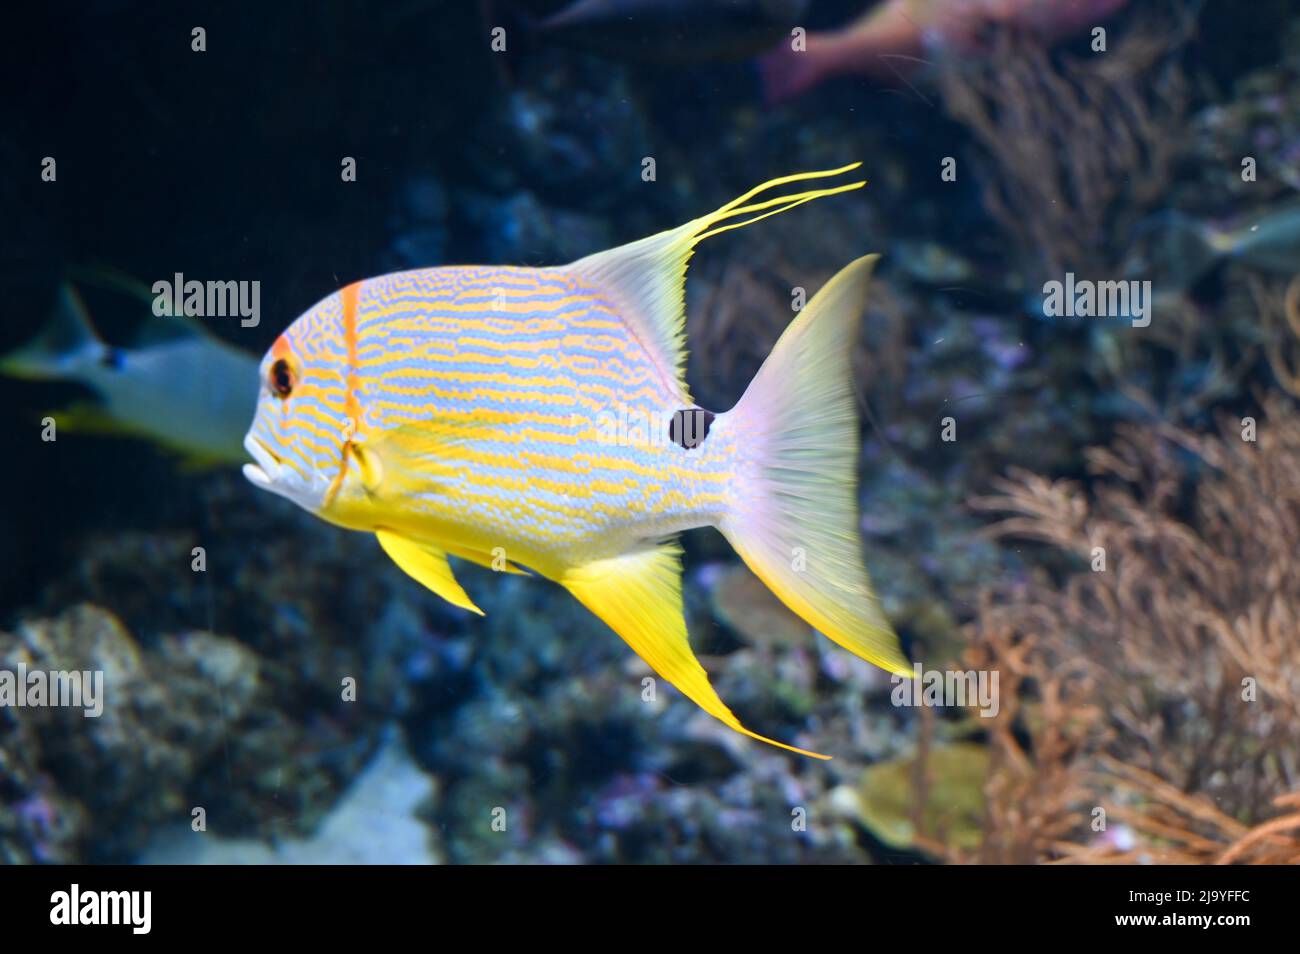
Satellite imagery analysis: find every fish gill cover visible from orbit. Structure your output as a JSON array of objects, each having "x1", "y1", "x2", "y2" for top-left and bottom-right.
[{"x1": 1, "y1": 0, "x2": 1299, "y2": 879}]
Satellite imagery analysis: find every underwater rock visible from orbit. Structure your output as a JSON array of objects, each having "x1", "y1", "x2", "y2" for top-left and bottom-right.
[
  {"x1": 0, "y1": 588, "x2": 434, "y2": 862},
  {"x1": 857, "y1": 742, "x2": 989, "y2": 854},
  {"x1": 395, "y1": 551, "x2": 913, "y2": 863},
  {"x1": 1189, "y1": 20, "x2": 1300, "y2": 205},
  {"x1": 0, "y1": 605, "x2": 262, "y2": 862},
  {"x1": 409, "y1": 570, "x2": 658, "y2": 863},
  {"x1": 140, "y1": 727, "x2": 440, "y2": 865},
  {"x1": 0, "y1": 715, "x2": 86, "y2": 864},
  {"x1": 566, "y1": 759, "x2": 870, "y2": 865}
]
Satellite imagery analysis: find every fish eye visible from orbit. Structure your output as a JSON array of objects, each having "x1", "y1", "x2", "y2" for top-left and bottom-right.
[{"x1": 269, "y1": 358, "x2": 294, "y2": 398}]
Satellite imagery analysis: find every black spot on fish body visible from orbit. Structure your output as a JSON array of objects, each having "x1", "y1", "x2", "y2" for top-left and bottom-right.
[
  {"x1": 670, "y1": 407, "x2": 713, "y2": 449},
  {"x1": 100, "y1": 347, "x2": 125, "y2": 371}
]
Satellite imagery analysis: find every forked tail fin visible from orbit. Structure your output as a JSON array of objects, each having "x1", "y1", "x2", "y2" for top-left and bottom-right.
[
  {"x1": 0, "y1": 284, "x2": 103, "y2": 381},
  {"x1": 1132, "y1": 210, "x2": 1224, "y2": 292},
  {"x1": 718, "y1": 254, "x2": 910, "y2": 676}
]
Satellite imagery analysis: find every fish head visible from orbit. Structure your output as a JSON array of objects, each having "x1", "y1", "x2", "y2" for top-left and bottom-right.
[{"x1": 242, "y1": 292, "x2": 357, "y2": 517}]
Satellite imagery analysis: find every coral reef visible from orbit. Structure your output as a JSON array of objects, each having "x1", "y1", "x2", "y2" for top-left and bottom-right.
[
  {"x1": 142, "y1": 727, "x2": 440, "y2": 865},
  {"x1": 938, "y1": 3, "x2": 1193, "y2": 281},
  {"x1": 6, "y1": 0, "x2": 1299, "y2": 869},
  {"x1": 8, "y1": 479, "x2": 438, "y2": 862},
  {"x1": 1188, "y1": 15, "x2": 1300, "y2": 204},
  {"x1": 939, "y1": 396, "x2": 1300, "y2": 863},
  {"x1": 1, "y1": 605, "x2": 264, "y2": 862},
  {"x1": 8, "y1": 475, "x2": 926, "y2": 864}
]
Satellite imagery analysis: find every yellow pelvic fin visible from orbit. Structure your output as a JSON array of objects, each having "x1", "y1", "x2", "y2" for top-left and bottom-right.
[
  {"x1": 442, "y1": 541, "x2": 531, "y2": 576},
  {"x1": 566, "y1": 163, "x2": 866, "y2": 402},
  {"x1": 376, "y1": 529, "x2": 485, "y2": 616},
  {"x1": 561, "y1": 544, "x2": 831, "y2": 760}
]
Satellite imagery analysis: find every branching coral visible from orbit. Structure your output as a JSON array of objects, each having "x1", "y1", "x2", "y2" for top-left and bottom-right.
[
  {"x1": 938, "y1": 5, "x2": 1192, "y2": 279},
  {"x1": 937, "y1": 395, "x2": 1300, "y2": 863},
  {"x1": 951, "y1": 600, "x2": 1110, "y2": 864},
  {"x1": 1254, "y1": 274, "x2": 1300, "y2": 398}
]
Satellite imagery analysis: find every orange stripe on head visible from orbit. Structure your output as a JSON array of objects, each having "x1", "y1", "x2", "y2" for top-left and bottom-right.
[
  {"x1": 271, "y1": 333, "x2": 294, "y2": 361},
  {"x1": 340, "y1": 281, "x2": 363, "y2": 427},
  {"x1": 324, "y1": 280, "x2": 365, "y2": 510}
]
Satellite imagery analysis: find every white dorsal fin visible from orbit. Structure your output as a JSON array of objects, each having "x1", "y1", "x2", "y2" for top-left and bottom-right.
[{"x1": 563, "y1": 164, "x2": 867, "y2": 402}]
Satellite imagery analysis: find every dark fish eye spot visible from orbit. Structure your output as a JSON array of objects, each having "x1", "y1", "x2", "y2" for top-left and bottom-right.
[
  {"x1": 670, "y1": 407, "x2": 714, "y2": 450},
  {"x1": 100, "y1": 347, "x2": 125, "y2": 370},
  {"x1": 270, "y1": 358, "x2": 294, "y2": 398}
]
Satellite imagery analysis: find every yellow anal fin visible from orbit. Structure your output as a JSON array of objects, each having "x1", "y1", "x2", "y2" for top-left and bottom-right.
[
  {"x1": 561, "y1": 544, "x2": 830, "y2": 760},
  {"x1": 376, "y1": 529, "x2": 484, "y2": 616}
]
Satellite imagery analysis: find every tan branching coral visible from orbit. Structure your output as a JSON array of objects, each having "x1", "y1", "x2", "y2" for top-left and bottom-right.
[
  {"x1": 1254, "y1": 274, "x2": 1300, "y2": 397},
  {"x1": 938, "y1": 396, "x2": 1300, "y2": 863},
  {"x1": 956, "y1": 602, "x2": 1110, "y2": 864},
  {"x1": 938, "y1": 7, "x2": 1192, "y2": 279}
]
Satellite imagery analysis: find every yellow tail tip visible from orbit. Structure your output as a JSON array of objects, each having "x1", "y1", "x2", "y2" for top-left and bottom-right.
[{"x1": 741, "y1": 727, "x2": 832, "y2": 760}]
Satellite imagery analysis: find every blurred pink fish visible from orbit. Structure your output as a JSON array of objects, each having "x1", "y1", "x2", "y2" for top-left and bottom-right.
[{"x1": 758, "y1": 0, "x2": 1131, "y2": 103}]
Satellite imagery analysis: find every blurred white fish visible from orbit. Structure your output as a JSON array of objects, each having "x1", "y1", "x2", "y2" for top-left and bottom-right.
[{"x1": 1, "y1": 282, "x2": 258, "y2": 465}]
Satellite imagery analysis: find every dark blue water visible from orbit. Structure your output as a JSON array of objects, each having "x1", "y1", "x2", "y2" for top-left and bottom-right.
[{"x1": 2, "y1": 0, "x2": 1297, "y2": 866}]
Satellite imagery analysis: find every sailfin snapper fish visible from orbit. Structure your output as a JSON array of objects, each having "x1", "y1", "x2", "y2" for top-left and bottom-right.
[
  {"x1": 1, "y1": 280, "x2": 258, "y2": 465},
  {"x1": 242, "y1": 164, "x2": 910, "y2": 758}
]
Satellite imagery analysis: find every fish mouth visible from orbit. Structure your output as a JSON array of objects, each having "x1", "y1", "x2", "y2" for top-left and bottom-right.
[{"x1": 242, "y1": 434, "x2": 282, "y2": 489}]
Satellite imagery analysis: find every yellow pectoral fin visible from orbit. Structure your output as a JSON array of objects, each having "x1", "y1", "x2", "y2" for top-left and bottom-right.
[
  {"x1": 351, "y1": 441, "x2": 385, "y2": 495},
  {"x1": 376, "y1": 529, "x2": 485, "y2": 616},
  {"x1": 561, "y1": 545, "x2": 830, "y2": 760}
]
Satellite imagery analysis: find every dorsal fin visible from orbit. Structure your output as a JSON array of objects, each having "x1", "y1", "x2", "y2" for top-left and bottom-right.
[
  {"x1": 564, "y1": 163, "x2": 866, "y2": 402},
  {"x1": 64, "y1": 265, "x2": 217, "y2": 346}
]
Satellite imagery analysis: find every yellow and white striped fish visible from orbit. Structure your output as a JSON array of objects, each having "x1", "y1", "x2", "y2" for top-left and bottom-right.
[{"x1": 243, "y1": 164, "x2": 910, "y2": 758}]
